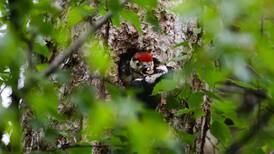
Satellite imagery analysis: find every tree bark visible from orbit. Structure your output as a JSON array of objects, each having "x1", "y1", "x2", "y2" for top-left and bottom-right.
[{"x1": 22, "y1": 0, "x2": 208, "y2": 153}]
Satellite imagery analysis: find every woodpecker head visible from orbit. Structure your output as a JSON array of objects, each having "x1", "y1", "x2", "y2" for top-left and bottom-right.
[{"x1": 130, "y1": 52, "x2": 155, "y2": 75}]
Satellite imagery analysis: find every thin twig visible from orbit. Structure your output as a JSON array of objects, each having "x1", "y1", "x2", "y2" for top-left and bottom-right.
[
  {"x1": 41, "y1": 1, "x2": 130, "y2": 77},
  {"x1": 42, "y1": 11, "x2": 112, "y2": 77}
]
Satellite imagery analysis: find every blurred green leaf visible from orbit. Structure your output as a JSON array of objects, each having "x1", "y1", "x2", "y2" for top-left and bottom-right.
[
  {"x1": 177, "y1": 131, "x2": 195, "y2": 144},
  {"x1": 133, "y1": 0, "x2": 157, "y2": 10},
  {"x1": 211, "y1": 120, "x2": 231, "y2": 146},
  {"x1": 188, "y1": 92, "x2": 203, "y2": 109},
  {"x1": 85, "y1": 39, "x2": 113, "y2": 76},
  {"x1": 33, "y1": 42, "x2": 49, "y2": 58},
  {"x1": 66, "y1": 145, "x2": 92, "y2": 154},
  {"x1": 71, "y1": 85, "x2": 95, "y2": 115},
  {"x1": 212, "y1": 100, "x2": 237, "y2": 115},
  {"x1": 53, "y1": 26, "x2": 70, "y2": 47},
  {"x1": 145, "y1": 11, "x2": 160, "y2": 31},
  {"x1": 35, "y1": 64, "x2": 49, "y2": 72},
  {"x1": 171, "y1": 1, "x2": 202, "y2": 17},
  {"x1": 109, "y1": 0, "x2": 122, "y2": 14},
  {"x1": 111, "y1": 14, "x2": 121, "y2": 27},
  {"x1": 0, "y1": 32, "x2": 22, "y2": 66},
  {"x1": 67, "y1": 5, "x2": 94, "y2": 27},
  {"x1": 26, "y1": 80, "x2": 58, "y2": 122},
  {"x1": 29, "y1": 15, "x2": 54, "y2": 35},
  {"x1": 227, "y1": 79, "x2": 257, "y2": 90},
  {"x1": 128, "y1": 111, "x2": 173, "y2": 154},
  {"x1": 176, "y1": 108, "x2": 192, "y2": 116},
  {"x1": 85, "y1": 102, "x2": 116, "y2": 140},
  {"x1": 121, "y1": 9, "x2": 142, "y2": 33},
  {"x1": 152, "y1": 79, "x2": 177, "y2": 95}
]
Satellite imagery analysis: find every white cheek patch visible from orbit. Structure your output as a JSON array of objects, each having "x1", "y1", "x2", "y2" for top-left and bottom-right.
[
  {"x1": 145, "y1": 65, "x2": 168, "y2": 83},
  {"x1": 130, "y1": 59, "x2": 136, "y2": 68}
]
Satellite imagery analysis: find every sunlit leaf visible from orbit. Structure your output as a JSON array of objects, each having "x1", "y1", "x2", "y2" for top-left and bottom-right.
[
  {"x1": 33, "y1": 42, "x2": 49, "y2": 58},
  {"x1": 67, "y1": 5, "x2": 94, "y2": 27},
  {"x1": 0, "y1": 32, "x2": 22, "y2": 66},
  {"x1": 133, "y1": 0, "x2": 157, "y2": 10},
  {"x1": 85, "y1": 39, "x2": 113, "y2": 76},
  {"x1": 26, "y1": 81, "x2": 58, "y2": 122},
  {"x1": 85, "y1": 102, "x2": 116, "y2": 140},
  {"x1": 35, "y1": 64, "x2": 49, "y2": 72},
  {"x1": 53, "y1": 26, "x2": 70, "y2": 47}
]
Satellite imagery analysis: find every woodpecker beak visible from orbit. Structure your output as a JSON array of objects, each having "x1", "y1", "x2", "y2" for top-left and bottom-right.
[
  {"x1": 142, "y1": 63, "x2": 154, "y2": 74},
  {"x1": 143, "y1": 68, "x2": 154, "y2": 74}
]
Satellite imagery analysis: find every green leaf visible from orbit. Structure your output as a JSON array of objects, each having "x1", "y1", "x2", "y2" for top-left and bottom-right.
[
  {"x1": 85, "y1": 39, "x2": 113, "y2": 75},
  {"x1": 35, "y1": 64, "x2": 49, "y2": 72},
  {"x1": 111, "y1": 14, "x2": 121, "y2": 27},
  {"x1": 71, "y1": 85, "x2": 95, "y2": 115},
  {"x1": 227, "y1": 79, "x2": 257, "y2": 90},
  {"x1": 67, "y1": 5, "x2": 94, "y2": 27},
  {"x1": 211, "y1": 120, "x2": 231, "y2": 145},
  {"x1": 53, "y1": 27, "x2": 70, "y2": 47},
  {"x1": 109, "y1": 0, "x2": 122, "y2": 14},
  {"x1": 188, "y1": 92, "x2": 203, "y2": 109},
  {"x1": 133, "y1": 0, "x2": 157, "y2": 10},
  {"x1": 26, "y1": 81, "x2": 58, "y2": 122},
  {"x1": 85, "y1": 102, "x2": 116, "y2": 140},
  {"x1": 66, "y1": 145, "x2": 91, "y2": 154},
  {"x1": 176, "y1": 108, "x2": 192, "y2": 116},
  {"x1": 212, "y1": 100, "x2": 237, "y2": 115},
  {"x1": 152, "y1": 79, "x2": 177, "y2": 95},
  {"x1": 199, "y1": 66, "x2": 229, "y2": 87},
  {"x1": 29, "y1": 15, "x2": 54, "y2": 35},
  {"x1": 121, "y1": 10, "x2": 142, "y2": 33},
  {"x1": 145, "y1": 11, "x2": 160, "y2": 31},
  {"x1": 177, "y1": 131, "x2": 195, "y2": 144},
  {"x1": 178, "y1": 85, "x2": 192, "y2": 100},
  {"x1": 0, "y1": 32, "x2": 20, "y2": 66},
  {"x1": 33, "y1": 42, "x2": 49, "y2": 58}
]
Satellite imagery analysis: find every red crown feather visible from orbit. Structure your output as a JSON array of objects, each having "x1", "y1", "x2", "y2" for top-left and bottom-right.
[{"x1": 134, "y1": 52, "x2": 153, "y2": 62}]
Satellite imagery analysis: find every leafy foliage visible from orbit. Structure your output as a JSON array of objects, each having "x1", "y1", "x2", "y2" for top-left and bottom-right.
[{"x1": 0, "y1": 0, "x2": 274, "y2": 153}]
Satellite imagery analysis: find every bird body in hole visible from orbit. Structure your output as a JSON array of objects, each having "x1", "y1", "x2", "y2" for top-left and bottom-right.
[{"x1": 118, "y1": 51, "x2": 170, "y2": 109}]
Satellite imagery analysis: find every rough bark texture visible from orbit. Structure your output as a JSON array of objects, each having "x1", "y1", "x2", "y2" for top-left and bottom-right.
[{"x1": 22, "y1": 0, "x2": 213, "y2": 153}]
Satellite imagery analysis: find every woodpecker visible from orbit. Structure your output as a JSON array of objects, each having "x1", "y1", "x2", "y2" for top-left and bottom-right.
[{"x1": 118, "y1": 51, "x2": 170, "y2": 108}]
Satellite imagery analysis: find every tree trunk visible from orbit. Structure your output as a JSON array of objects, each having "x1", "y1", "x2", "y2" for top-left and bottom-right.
[{"x1": 22, "y1": 0, "x2": 211, "y2": 153}]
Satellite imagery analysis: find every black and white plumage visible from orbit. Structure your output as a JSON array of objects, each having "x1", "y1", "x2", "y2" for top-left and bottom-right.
[{"x1": 118, "y1": 51, "x2": 170, "y2": 108}]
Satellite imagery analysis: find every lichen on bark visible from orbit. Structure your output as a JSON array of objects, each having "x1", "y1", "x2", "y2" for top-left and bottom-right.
[{"x1": 22, "y1": 0, "x2": 205, "y2": 153}]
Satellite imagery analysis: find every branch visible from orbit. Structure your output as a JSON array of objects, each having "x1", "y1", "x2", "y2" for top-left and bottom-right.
[
  {"x1": 42, "y1": 11, "x2": 112, "y2": 77},
  {"x1": 20, "y1": 1, "x2": 128, "y2": 94},
  {"x1": 199, "y1": 97, "x2": 211, "y2": 154},
  {"x1": 225, "y1": 104, "x2": 274, "y2": 154}
]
